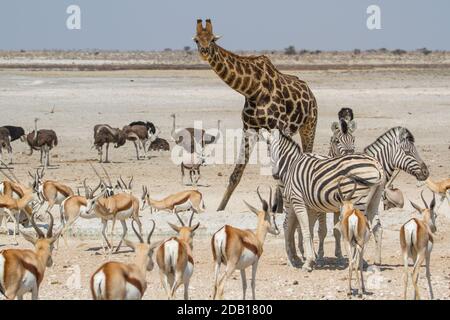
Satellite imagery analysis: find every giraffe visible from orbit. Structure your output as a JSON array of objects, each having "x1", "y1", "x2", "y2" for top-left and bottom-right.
[{"x1": 193, "y1": 19, "x2": 318, "y2": 212}]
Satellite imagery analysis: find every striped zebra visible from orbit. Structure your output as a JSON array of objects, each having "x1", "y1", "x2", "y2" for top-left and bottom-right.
[
  {"x1": 266, "y1": 130, "x2": 385, "y2": 271},
  {"x1": 296, "y1": 126, "x2": 430, "y2": 266},
  {"x1": 328, "y1": 117, "x2": 356, "y2": 157}
]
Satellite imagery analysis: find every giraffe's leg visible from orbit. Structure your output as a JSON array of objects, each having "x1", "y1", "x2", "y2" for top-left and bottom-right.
[
  {"x1": 298, "y1": 110, "x2": 318, "y2": 153},
  {"x1": 217, "y1": 129, "x2": 256, "y2": 211}
]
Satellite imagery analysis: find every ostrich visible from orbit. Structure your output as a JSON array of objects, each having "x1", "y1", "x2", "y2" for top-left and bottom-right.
[
  {"x1": 1, "y1": 126, "x2": 25, "y2": 142},
  {"x1": 122, "y1": 124, "x2": 150, "y2": 160},
  {"x1": 93, "y1": 124, "x2": 127, "y2": 163},
  {"x1": 170, "y1": 114, "x2": 221, "y2": 154},
  {"x1": 24, "y1": 118, "x2": 58, "y2": 167},
  {"x1": 0, "y1": 127, "x2": 13, "y2": 165},
  {"x1": 148, "y1": 137, "x2": 170, "y2": 152}
]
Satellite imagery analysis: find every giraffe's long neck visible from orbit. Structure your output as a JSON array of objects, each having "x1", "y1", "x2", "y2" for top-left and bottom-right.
[{"x1": 207, "y1": 44, "x2": 267, "y2": 99}]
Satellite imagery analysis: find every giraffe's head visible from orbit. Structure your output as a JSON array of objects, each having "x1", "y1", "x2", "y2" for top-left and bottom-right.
[{"x1": 193, "y1": 19, "x2": 221, "y2": 61}]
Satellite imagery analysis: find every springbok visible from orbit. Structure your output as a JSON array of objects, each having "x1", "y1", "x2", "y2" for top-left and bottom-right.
[
  {"x1": 90, "y1": 220, "x2": 160, "y2": 300},
  {"x1": 335, "y1": 180, "x2": 371, "y2": 298},
  {"x1": 141, "y1": 186, "x2": 205, "y2": 215},
  {"x1": 211, "y1": 187, "x2": 280, "y2": 300},
  {"x1": 83, "y1": 188, "x2": 142, "y2": 255},
  {"x1": 400, "y1": 191, "x2": 437, "y2": 300},
  {"x1": 156, "y1": 211, "x2": 199, "y2": 300},
  {"x1": 58, "y1": 180, "x2": 101, "y2": 246},
  {"x1": 29, "y1": 168, "x2": 74, "y2": 215},
  {"x1": 0, "y1": 211, "x2": 61, "y2": 300},
  {"x1": 0, "y1": 168, "x2": 37, "y2": 244},
  {"x1": 424, "y1": 177, "x2": 450, "y2": 212}
]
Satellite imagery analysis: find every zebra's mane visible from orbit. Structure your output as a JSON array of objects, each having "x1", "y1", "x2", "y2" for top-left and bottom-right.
[
  {"x1": 364, "y1": 126, "x2": 415, "y2": 153},
  {"x1": 277, "y1": 131, "x2": 303, "y2": 154},
  {"x1": 339, "y1": 118, "x2": 348, "y2": 134}
]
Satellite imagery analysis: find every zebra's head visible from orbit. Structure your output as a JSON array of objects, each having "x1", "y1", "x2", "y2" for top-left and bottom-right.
[
  {"x1": 329, "y1": 119, "x2": 356, "y2": 156},
  {"x1": 394, "y1": 127, "x2": 429, "y2": 181}
]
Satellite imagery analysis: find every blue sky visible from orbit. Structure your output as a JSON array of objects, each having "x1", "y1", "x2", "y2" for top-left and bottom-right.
[{"x1": 0, "y1": 0, "x2": 449, "y2": 51}]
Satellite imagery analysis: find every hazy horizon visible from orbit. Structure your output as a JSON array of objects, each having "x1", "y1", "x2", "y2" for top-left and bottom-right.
[{"x1": 1, "y1": 0, "x2": 449, "y2": 51}]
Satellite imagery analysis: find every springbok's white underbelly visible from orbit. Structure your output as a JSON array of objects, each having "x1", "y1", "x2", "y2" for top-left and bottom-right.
[
  {"x1": 114, "y1": 206, "x2": 134, "y2": 220},
  {"x1": 174, "y1": 201, "x2": 192, "y2": 213},
  {"x1": 236, "y1": 248, "x2": 258, "y2": 270},
  {"x1": 54, "y1": 192, "x2": 67, "y2": 205},
  {"x1": 125, "y1": 282, "x2": 142, "y2": 300},
  {"x1": 16, "y1": 270, "x2": 37, "y2": 296}
]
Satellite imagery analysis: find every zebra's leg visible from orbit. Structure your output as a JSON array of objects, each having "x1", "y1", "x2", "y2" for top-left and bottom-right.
[
  {"x1": 180, "y1": 164, "x2": 185, "y2": 185},
  {"x1": 296, "y1": 223, "x2": 304, "y2": 260},
  {"x1": 317, "y1": 212, "x2": 327, "y2": 263},
  {"x1": 365, "y1": 184, "x2": 384, "y2": 266},
  {"x1": 283, "y1": 204, "x2": 303, "y2": 267},
  {"x1": 333, "y1": 212, "x2": 344, "y2": 262},
  {"x1": 292, "y1": 201, "x2": 315, "y2": 271}
]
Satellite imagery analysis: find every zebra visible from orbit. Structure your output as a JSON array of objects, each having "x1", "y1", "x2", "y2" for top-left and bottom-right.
[
  {"x1": 328, "y1": 118, "x2": 356, "y2": 157},
  {"x1": 295, "y1": 126, "x2": 430, "y2": 266},
  {"x1": 265, "y1": 129, "x2": 385, "y2": 271}
]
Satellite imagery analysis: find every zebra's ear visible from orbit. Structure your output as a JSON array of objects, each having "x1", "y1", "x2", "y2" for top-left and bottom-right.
[
  {"x1": 348, "y1": 120, "x2": 357, "y2": 133},
  {"x1": 331, "y1": 121, "x2": 340, "y2": 134}
]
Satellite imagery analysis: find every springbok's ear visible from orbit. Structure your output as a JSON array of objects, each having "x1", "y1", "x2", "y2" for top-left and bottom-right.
[
  {"x1": 149, "y1": 240, "x2": 163, "y2": 250},
  {"x1": 243, "y1": 200, "x2": 260, "y2": 216},
  {"x1": 191, "y1": 222, "x2": 200, "y2": 233},
  {"x1": 348, "y1": 120, "x2": 357, "y2": 133},
  {"x1": 213, "y1": 35, "x2": 222, "y2": 41},
  {"x1": 167, "y1": 222, "x2": 181, "y2": 233},
  {"x1": 20, "y1": 230, "x2": 37, "y2": 245},
  {"x1": 410, "y1": 201, "x2": 422, "y2": 214},
  {"x1": 331, "y1": 121, "x2": 340, "y2": 134},
  {"x1": 124, "y1": 238, "x2": 136, "y2": 251}
]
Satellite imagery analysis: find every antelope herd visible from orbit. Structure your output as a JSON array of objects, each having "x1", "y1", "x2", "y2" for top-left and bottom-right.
[{"x1": 0, "y1": 104, "x2": 449, "y2": 301}]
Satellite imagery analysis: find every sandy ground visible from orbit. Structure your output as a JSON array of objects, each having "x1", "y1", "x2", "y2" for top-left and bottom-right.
[{"x1": 0, "y1": 66, "x2": 450, "y2": 300}]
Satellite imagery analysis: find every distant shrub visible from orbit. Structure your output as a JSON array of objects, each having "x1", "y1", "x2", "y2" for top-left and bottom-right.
[
  {"x1": 353, "y1": 49, "x2": 361, "y2": 55},
  {"x1": 378, "y1": 48, "x2": 389, "y2": 53},
  {"x1": 298, "y1": 49, "x2": 309, "y2": 55},
  {"x1": 417, "y1": 47, "x2": 432, "y2": 55},
  {"x1": 392, "y1": 49, "x2": 407, "y2": 55},
  {"x1": 183, "y1": 46, "x2": 191, "y2": 52},
  {"x1": 284, "y1": 45, "x2": 296, "y2": 55},
  {"x1": 164, "y1": 48, "x2": 172, "y2": 52},
  {"x1": 311, "y1": 50, "x2": 322, "y2": 55}
]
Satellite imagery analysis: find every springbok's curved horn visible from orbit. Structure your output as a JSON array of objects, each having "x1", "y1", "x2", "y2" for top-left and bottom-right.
[
  {"x1": 46, "y1": 211, "x2": 54, "y2": 238},
  {"x1": 420, "y1": 190, "x2": 428, "y2": 209},
  {"x1": 346, "y1": 181, "x2": 358, "y2": 201},
  {"x1": 256, "y1": 186, "x2": 269, "y2": 211},
  {"x1": 128, "y1": 176, "x2": 134, "y2": 190},
  {"x1": 30, "y1": 211, "x2": 45, "y2": 239},
  {"x1": 89, "y1": 162, "x2": 107, "y2": 186},
  {"x1": 337, "y1": 179, "x2": 345, "y2": 202},
  {"x1": 147, "y1": 220, "x2": 156, "y2": 244},
  {"x1": 174, "y1": 211, "x2": 185, "y2": 226},
  {"x1": 132, "y1": 220, "x2": 144, "y2": 243},
  {"x1": 188, "y1": 211, "x2": 195, "y2": 227},
  {"x1": 100, "y1": 164, "x2": 112, "y2": 187},
  {"x1": 0, "y1": 161, "x2": 21, "y2": 183}
]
